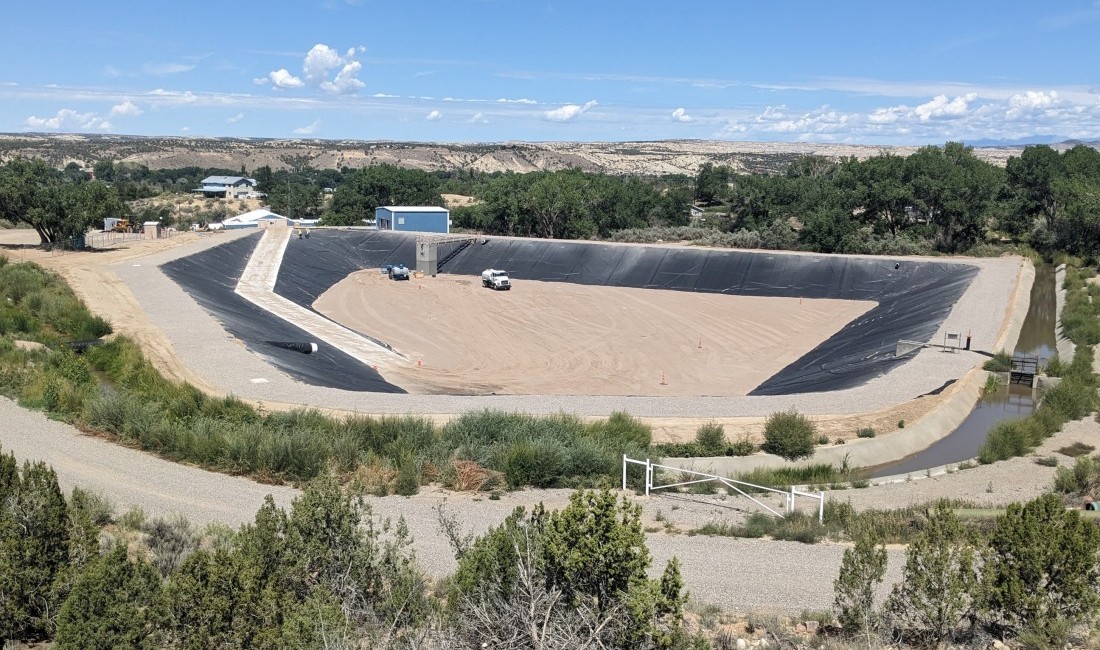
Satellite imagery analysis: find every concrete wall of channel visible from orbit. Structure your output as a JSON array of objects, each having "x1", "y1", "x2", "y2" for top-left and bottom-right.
[
  {"x1": 1054, "y1": 264, "x2": 1076, "y2": 363},
  {"x1": 661, "y1": 261, "x2": 1037, "y2": 475}
]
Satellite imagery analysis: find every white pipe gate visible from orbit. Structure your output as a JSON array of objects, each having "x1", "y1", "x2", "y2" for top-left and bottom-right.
[{"x1": 622, "y1": 455, "x2": 825, "y2": 522}]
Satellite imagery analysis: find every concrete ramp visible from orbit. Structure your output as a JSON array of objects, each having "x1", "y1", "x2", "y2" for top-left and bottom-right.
[{"x1": 234, "y1": 229, "x2": 404, "y2": 371}]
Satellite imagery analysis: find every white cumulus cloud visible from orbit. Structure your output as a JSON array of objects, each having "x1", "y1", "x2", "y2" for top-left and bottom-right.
[
  {"x1": 671, "y1": 107, "x2": 692, "y2": 122},
  {"x1": 497, "y1": 97, "x2": 537, "y2": 104},
  {"x1": 544, "y1": 99, "x2": 598, "y2": 122},
  {"x1": 914, "y1": 93, "x2": 977, "y2": 121},
  {"x1": 867, "y1": 106, "x2": 906, "y2": 124},
  {"x1": 109, "y1": 100, "x2": 143, "y2": 117},
  {"x1": 320, "y1": 60, "x2": 365, "y2": 94},
  {"x1": 269, "y1": 69, "x2": 304, "y2": 89},
  {"x1": 1006, "y1": 90, "x2": 1059, "y2": 119},
  {"x1": 426, "y1": 110, "x2": 442, "y2": 121},
  {"x1": 469, "y1": 112, "x2": 489, "y2": 124},
  {"x1": 289, "y1": 44, "x2": 365, "y2": 94},
  {"x1": 25, "y1": 108, "x2": 108, "y2": 131},
  {"x1": 294, "y1": 119, "x2": 322, "y2": 135},
  {"x1": 226, "y1": 112, "x2": 245, "y2": 123}
]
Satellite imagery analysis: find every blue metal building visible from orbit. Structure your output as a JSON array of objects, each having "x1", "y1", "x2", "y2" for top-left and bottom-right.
[{"x1": 374, "y1": 206, "x2": 450, "y2": 234}]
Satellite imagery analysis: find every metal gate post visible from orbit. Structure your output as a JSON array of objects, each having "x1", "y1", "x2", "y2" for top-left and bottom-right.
[
  {"x1": 645, "y1": 459, "x2": 652, "y2": 496},
  {"x1": 621, "y1": 454, "x2": 627, "y2": 491},
  {"x1": 818, "y1": 491, "x2": 825, "y2": 523}
]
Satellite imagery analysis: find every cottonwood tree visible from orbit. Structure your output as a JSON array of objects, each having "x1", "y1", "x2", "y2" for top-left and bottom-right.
[
  {"x1": 324, "y1": 164, "x2": 443, "y2": 226},
  {"x1": 0, "y1": 157, "x2": 128, "y2": 244}
]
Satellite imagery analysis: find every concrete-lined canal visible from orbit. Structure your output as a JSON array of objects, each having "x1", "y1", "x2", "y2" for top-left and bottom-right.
[{"x1": 866, "y1": 264, "x2": 1056, "y2": 478}]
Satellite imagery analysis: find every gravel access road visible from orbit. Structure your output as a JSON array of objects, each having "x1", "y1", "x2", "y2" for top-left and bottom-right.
[
  {"x1": 10, "y1": 395, "x2": 1095, "y2": 614},
  {"x1": 1, "y1": 396, "x2": 908, "y2": 613}
]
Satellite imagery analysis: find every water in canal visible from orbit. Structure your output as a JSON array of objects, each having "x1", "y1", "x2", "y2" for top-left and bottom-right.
[{"x1": 865, "y1": 265, "x2": 1057, "y2": 478}]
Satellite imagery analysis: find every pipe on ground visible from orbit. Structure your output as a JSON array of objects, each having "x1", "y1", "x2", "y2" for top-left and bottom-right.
[
  {"x1": 264, "y1": 341, "x2": 319, "y2": 355},
  {"x1": 64, "y1": 339, "x2": 105, "y2": 353}
]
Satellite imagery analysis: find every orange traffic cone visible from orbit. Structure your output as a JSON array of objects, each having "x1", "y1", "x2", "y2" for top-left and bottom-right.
[
  {"x1": 416, "y1": 357, "x2": 423, "y2": 368},
  {"x1": 697, "y1": 337, "x2": 703, "y2": 350},
  {"x1": 659, "y1": 371, "x2": 668, "y2": 386}
]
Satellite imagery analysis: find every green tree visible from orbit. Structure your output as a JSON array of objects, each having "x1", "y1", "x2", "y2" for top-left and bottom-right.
[
  {"x1": 694, "y1": 422, "x2": 727, "y2": 455},
  {"x1": 694, "y1": 162, "x2": 732, "y2": 204},
  {"x1": 834, "y1": 527, "x2": 888, "y2": 635},
  {"x1": 0, "y1": 158, "x2": 129, "y2": 243},
  {"x1": 252, "y1": 165, "x2": 274, "y2": 194},
  {"x1": 884, "y1": 502, "x2": 979, "y2": 644},
  {"x1": 854, "y1": 154, "x2": 912, "y2": 237},
  {"x1": 324, "y1": 164, "x2": 442, "y2": 226},
  {"x1": 268, "y1": 182, "x2": 321, "y2": 219},
  {"x1": 163, "y1": 478, "x2": 428, "y2": 649},
  {"x1": 450, "y1": 489, "x2": 687, "y2": 647},
  {"x1": 983, "y1": 493, "x2": 1100, "y2": 644},
  {"x1": 0, "y1": 457, "x2": 71, "y2": 643},
  {"x1": 92, "y1": 159, "x2": 115, "y2": 183},
  {"x1": 284, "y1": 474, "x2": 430, "y2": 639},
  {"x1": 54, "y1": 543, "x2": 163, "y2": 650},
  {"x1": 525, "y1": 170, "x2": 591, "y2": 239},
  {"x1": 542, "y1": 489, "x2": 652, "y2": 611},
  {"x1": 1005, "y1": 145, "x2": 1063, "y2": 235},
  {"x1": 761, "y1": 409, "x2": 816, "y2": 461},
  {"x1": 906, "y1": 142, "x2": 999, "y2": 253},
  {"x1": 160, "y1": 548, "x2": 239, "y2": 649}
]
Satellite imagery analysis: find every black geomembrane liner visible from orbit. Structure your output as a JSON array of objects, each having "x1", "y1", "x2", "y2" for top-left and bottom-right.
[
  {"x1": 165, "y1": 230, "x2": 977, "y2": 395},
  {"x1": 161, "y1": 233, "x2": 405, "y2": 393}
]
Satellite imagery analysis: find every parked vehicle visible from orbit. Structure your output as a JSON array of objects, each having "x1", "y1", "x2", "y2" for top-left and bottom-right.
[
  {"x1": 388, "y1": 264, "x2": 410, "y2": 281},
  {"x1": 481, "y1": 269, "x2": 511, "y2": 290}
]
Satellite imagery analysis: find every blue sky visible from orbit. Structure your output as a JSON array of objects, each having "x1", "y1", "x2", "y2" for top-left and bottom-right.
[{"x1": 3, "y1": 0, "x2": 1099, "y2": 144}]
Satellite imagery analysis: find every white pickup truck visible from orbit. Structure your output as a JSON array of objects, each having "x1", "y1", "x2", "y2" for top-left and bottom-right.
[{"x1": 481, "y1": 269, "x2": 511, "y2": 290}]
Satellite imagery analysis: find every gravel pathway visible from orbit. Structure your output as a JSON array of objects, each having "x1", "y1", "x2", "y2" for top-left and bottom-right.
[
  {"x1": 0, "y1": 395, "x2": 909, "y2": 612},
  {"x1": 7, "y1": 395, "x2": 1098, "y2": 612}
]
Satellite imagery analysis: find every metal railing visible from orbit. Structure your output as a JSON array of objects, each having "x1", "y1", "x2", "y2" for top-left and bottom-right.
[{"x1": 622, "y1": 455, "x2": 825, "y2": 522}]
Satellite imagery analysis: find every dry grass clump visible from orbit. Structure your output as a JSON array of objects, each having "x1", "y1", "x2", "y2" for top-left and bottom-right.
[{"x1": 450, "y1": 459, "x2": 502, "y2": 492}]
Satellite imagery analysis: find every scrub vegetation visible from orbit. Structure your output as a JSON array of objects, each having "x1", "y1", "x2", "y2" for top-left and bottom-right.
[
  {"x1": 1, "y1": 446, "x2": 695, "y2": 648},
  {"x1": 0, "y1": 257, "x2": 652, "y2": 492}
]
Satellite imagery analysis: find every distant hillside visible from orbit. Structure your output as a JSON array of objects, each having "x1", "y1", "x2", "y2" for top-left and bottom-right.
[{"x1": 2, "y1": 133, "x2": 1087, "y2": 176}]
